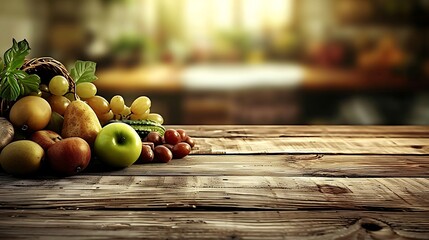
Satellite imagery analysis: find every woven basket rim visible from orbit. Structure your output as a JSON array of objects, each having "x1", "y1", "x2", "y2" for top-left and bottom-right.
[
  {"x1": 1, "y1": 57, "x2": 78, "y2": 117},
  {"x1": 21, "y1": 57, "x2": 76, "y2": 95},
  {"x1": 21, "y1": 57, "x2": 75, "y2": 83}
]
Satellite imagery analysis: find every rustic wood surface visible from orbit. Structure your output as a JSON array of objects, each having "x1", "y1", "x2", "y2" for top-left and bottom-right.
[{"x1": 0, "y1": 125, "x2": 428, "y2": 239}]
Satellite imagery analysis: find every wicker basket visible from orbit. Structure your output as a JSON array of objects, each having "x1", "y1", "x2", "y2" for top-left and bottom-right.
[
  {"x1": 21, "y1": 57, "x2": 75, "y2": 92},
  {"x1": 1, "y1": 57, "x2": 76, "y2": 117}
]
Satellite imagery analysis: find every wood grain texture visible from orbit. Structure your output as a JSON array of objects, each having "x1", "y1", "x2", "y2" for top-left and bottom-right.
[
  {"x1": 191, "y1": 137, "x2": 429, "y2": 155},
  {"x1": 1, "y1": 125, "x2": 429, "y2": 239},
  {"x1": 0, "y1": 176, "x2": 427, "y2": 211},
  {"x1": 0, "y1": 210, "x2": 428, "y2": 239},
  {"x1": 167, "y1": 125, "x2": 429, "y2": 138},
  {"x1": 0, "y1": 210, "x2": 429, "y2": 240},
  {"x1": 86, "y1": 154, "x2": 429, "y2": 177}
]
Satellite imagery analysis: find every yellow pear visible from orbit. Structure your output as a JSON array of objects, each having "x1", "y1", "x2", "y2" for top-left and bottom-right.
[{"x1": 62, "y1": 99, "x2": 101, "y2": 145}]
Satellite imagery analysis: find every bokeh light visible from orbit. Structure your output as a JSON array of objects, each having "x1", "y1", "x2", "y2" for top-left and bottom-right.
[{"x1": 1, "y1": 0, "x2": 428, "y2": 124}]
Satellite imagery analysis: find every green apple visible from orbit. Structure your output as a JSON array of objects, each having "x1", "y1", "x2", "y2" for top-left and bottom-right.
[{"x1": 94, "y1": 122, "x2": 142, "y2": 168}]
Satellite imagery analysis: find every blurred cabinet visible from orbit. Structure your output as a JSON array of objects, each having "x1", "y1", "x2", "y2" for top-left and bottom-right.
[
  {"x1": 345, "y1": 0, "x2": 428, "y2": 80},
  {"x1": 182, "y1": 92, "x2": 234, "y2": 124},
  {"x1": 182, "y1": 89, "x2": 300, "y2": 125},
  {"x1": 96, "y1": 65, "x2": 429, "y2": 125}
]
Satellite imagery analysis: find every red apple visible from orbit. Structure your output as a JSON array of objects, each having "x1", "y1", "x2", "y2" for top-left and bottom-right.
[
  {"x1": 47, "y1": 137, "x2": 91, "y2": 176},
  {"x1": 30, "y1": 130, "x2": 62, "y2": 151}
]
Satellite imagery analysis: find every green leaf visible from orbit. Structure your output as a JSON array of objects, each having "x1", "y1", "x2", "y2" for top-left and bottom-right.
[
  {"x1": 0, "y1": 57, "x2": 4, "y2": 71},
  {"x1": 70, "y1": 60, "x2": 98, "y2": 84},
  {"x1": 0, "y1": 74, "x2": 21, "y2": 101},
  {"x1": 13, "y1": 70, "x2": 27, "y2": 79},
  {"x1": 3, "y1": 39, "x2": 30, "y2": 72},
  {"x1": 0, "y1": 39, "x2": 35, "y2": 101},
  {"x1": 16, "y1": 72, "x2": 40, "y2": 96},
  {"x1": 13, "y1": 70, "x2": 41, "y2": 94},
  {"x1": 12, "y1": 39, "x2": 18, "y2": 50}
]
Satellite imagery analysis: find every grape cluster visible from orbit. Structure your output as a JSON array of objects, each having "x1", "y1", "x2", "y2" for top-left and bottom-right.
[
  {"x1": 87, "y1": 94, "x2": 163, "y2": 125},
  {"x1": 139, "y1": 129, "x2": 195, "y2": 163},
  {"x1": 41, "y1": 75, "x2": 164, "y2": 125},
  {"x1": 40, "y1": 76, "x2": 98, "y2": 116},
  {"x1": 38, "y1": 75, "x2": 73, "y2": 116},
  {"x1": 79, "y1": 86, "x2": 164, "y2": 125},
  {"x1": 110, "y1": 95, "x2": 164, "y2": 124}
]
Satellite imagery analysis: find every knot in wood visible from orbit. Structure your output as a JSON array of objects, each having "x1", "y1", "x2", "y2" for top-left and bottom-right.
[{"x1": 317, "y1": 184, "x2": 352, "y2": 194}]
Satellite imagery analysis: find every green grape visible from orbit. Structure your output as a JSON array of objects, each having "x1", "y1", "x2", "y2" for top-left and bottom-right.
[
  {"x1": 98, "y1": 110, "x2": 114, "y2": 125},
  {"x1": 29, "y1": 90, "x2": 42, "y2": 97},
  {"x1": 120, "y1": 106, "x2": 131, "y2": 119},
  {"x1": 130, "y1": 109, "x2": 150, "y2": 120},
  {"x1": 129, "y1": 114, "x2": 138, "y2": 121},
  {"x1": 48, "y1": 95, "x2": 71, "y2": 116},
  {"x1": 40, "y1": 83, "x2": 51, "y2": 100},
  {"x1": 64, "y1": 92, "x2": 77, "y2": 101},
  {"x1": 39, "y1": 84, "x2": 49, "y2": 93},
  {"x1": 130, "y1": 96, "x2": 151, "y2": 115},
  {"x1": 110, "y1": 95, "x2": 125, "y2": 115},
  {"x1": 114, "y1": 114, "x2": 121, "y2": 120},
  {"x1": 86, "y1": 96, "x2": 110, "y2": 115},
  {"x1": 147, "y1": 113, "x2": 163, "y2": 124},
  {"x1": 41, "y1": 91, "x2": 51, "y2": 100},
  {"x1": 49, "y1": 75, "x2": 69, "y2": 96},
  {"x1": 76, "y1": 82, "x2": 97, "y2": 99}
]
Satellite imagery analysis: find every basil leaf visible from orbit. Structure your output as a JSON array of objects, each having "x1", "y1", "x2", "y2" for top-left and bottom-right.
[
  {"x1": 0, "y1": 74, "x2": 21, "y2": 101},
  {"x1": 0, "y1": 39, "x2": 39, "y2": 101},
  {"x1": 16, "y1": 71, "x2": 40, "y2": 96},
  {"x1": 4, "y1": 39, "x2": 30, "y2": 72},
  {"x1": 13, "y1": 70, "x2": 27, "y2": 79},
  {"x1": 70, "y1": 60, "x2": 97, "y2": 84},
  {"x1": 12, "y1": 39, "x2": 19, "y2": 51}
]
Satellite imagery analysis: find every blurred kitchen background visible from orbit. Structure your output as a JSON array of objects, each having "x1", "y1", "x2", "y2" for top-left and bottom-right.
[{"x1": 1, "y1": 0, "x2": 429, "y2": 125}]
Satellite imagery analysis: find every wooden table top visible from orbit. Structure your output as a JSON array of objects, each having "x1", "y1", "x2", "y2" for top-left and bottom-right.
[{"x1": 1, "y1": 125, "x2": 429, "y2": 239}]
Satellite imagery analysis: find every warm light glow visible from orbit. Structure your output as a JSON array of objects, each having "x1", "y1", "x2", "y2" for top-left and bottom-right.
[
  {"x1": 184, "y1": 0, "x2": 211, "y2": 42},
  {"x1": 183, "y1": 64, "x2": 304, "y2": 90},
  {"x1": 242, "y1": 0, "x2": 265, "y2": 32},
  {"x1": 142, "y1": 0, "x2": 157, "y2": 34},
  {"x1": 243, "y1": 0, "x2": 293, "y2": 32},
  {"x1": 265, "y1": 0, "x2": 294, "y2": 29},
  {"x1": 183, "y1": 0, "x2": 294, "y2": 41},
  {"x1": 211, "y1": 0, "x2": 234, "y2": 30}
]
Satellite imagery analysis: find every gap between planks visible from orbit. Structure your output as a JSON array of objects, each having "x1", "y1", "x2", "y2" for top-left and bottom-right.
[
  {"x1": 167, "y1": 125, "x2": 429, "y2": 138},
  {"x1": 82, "y1": 154, "x2": 429, "y2": 178},
  {"x1": 191, "y1": 136, "x2": 429, "y2": 155}
]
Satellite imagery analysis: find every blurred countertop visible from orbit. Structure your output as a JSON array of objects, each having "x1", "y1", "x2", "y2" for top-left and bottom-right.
[
  {"x1": 95, "y1": 65, "x2": 182, "y2": 93},
  {"x1": 95, "y1": 64, "x2": 428, "y2": 93}
]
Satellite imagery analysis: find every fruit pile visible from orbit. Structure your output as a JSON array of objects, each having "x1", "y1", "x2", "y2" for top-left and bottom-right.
[
  {"x1": 0, "y1": 39, "x2": 195, "y2": 177},
  {"x1": 41, "y1": 70, "x2": 164, "y2": 126}
]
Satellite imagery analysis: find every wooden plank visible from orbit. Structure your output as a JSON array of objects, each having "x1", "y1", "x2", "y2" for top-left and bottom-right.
[
  {"x1": 0, "y1": 176, "x2": 428, "y2": 211},
  {"x1": 85, "y1": 155, "x2": 429, "y2": 178},
  {"x1": 167, "y1": 125, "x2": 429, "y2": 138},
  {"x1": 0, "y1": 210, "x2": 428, "y2": 239},
  {"x1": 192, "y1": 137, "x2": 429, "y2": 155}
]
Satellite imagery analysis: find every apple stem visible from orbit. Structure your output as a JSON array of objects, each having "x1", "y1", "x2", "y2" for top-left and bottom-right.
[
  {"x1": 118, "y1": 136, "x2": 127, "y2": 145},
  {"x1": 51, "y1": 136, "x2": 63, "y2": 141}
]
